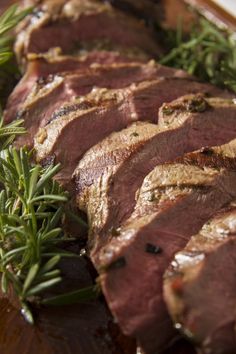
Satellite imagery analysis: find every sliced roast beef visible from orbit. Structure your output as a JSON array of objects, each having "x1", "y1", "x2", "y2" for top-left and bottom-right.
[
  {"x1": 34, "y1": 84, "x2": 229, "y2": 189},
  {"x1": 74, "y1": 96, "x2": 236, "y2": 259},
  {"x1": 34, "y1": 91, "x2": 160, "y2": 190},
  {"x1": 164, "y1": 201, "x2": 236, "y2": 353},
  {"x1": 4, "y1": 50, "x2": 142, "y2": 125},
  {"x1": 97, "y1": 147, "x2": 236, "y2": 353},
  {"x1": 15, "y1": 0, "x2": 161, "y2": 63},
  {"x1": 75, "y1": 121, "x2": 160, "y2": 236},
  {"x1": 13, "y1": 62, "x2": 191, "y2": 148}
]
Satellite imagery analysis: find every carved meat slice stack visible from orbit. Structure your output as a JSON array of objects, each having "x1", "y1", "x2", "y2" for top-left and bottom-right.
[
  {"x1": 74, "y1": 97, "x2": 236, "y2": 353},
  {"x1": 4, "y1": 0, "x2": 236, "y2": 353},
  {"x1": 74, "y1": 96, "x2": 236, "y2": 251},
  {"x1": 164, "y1": 206, "x2": 236, "y2": 354},
  {"x1": 164, "y1": 143, "x2": 236, "y2": 354}
]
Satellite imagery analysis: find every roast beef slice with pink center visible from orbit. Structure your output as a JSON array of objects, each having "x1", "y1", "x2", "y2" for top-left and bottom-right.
[
  {"x1": 12, "y1": 63, "x2": 191, "y2": 148},
  {"x1": 164, "y1": 201, "x2": 236, "y2": 354},
  {"x1": 98, "y1": 146, "x2": 236, "y2": 353},
  {"x1": 74, "y1": 96, "x2": 236, "y2": 256},
  {"x1": 35, "y1": 86, "x2": 229, "y2": 188}
]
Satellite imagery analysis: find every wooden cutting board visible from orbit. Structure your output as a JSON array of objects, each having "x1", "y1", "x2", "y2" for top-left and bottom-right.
[
  {"x1": 213, "y1": 0, "x2": 236, "y2": 16},
  {"x1": 188, "y1": 0, "x2": 236, "y2": 29}
]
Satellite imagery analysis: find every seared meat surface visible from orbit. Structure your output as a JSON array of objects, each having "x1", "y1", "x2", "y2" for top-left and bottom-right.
[{"x1": 3, "y1": 1, "x2": 236, "y2": 353}]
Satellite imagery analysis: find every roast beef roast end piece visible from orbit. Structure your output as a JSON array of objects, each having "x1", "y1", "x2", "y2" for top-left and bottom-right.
[
  {"x1": 164, "y1": 208, "x2": 236, "y2": 354},
  {"x1": 15, "y1": 0, "x2": 162, "y2": 62}
]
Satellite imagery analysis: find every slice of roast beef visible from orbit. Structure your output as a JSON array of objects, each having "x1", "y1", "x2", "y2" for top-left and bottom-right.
[
  {"x1": 75, "y1": 121, "x2": 160, "y2": 235},
  {"x1": 74, "y1": 96, "x2": 236, "y2": 259},
  {"x1": 4, "y1": 50, "x2": 142, "y2": 125},
  {"x1": 34, "y1": 91, "x2": 159, "y2": 190},
  {"x1": 164, "y1": 203, "x2": 236, "y2": 353},
  {"x1": 13, "y1": 63, "x2": 191, "y2": 148},
  {"x1": 15, "y1": 0, "x2": 161, "y2": 63},
  {"x1": 35, "y1": 84, "x2": 229, "y2": 189},
  {"x1": 97, "y1": 147, "x2": 236, "y2": 353}
]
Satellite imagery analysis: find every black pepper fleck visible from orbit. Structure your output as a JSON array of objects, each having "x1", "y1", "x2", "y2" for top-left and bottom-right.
[
  {"x1": 146, "y1": 243, "x2": 162, "y2": 255},
  {"x1": 41, "y1": 155, "x2": 56, "y2": 168},
  {"x1": 148, "y1": 192, "x2": 156, "y2": 202},
  {"x1": 200, "y1": 147, "x2": 214, "y2": 156},
  {"x1": 110, "y1": 227, "x2": 120, "y2": 236},
  {"x1": 162, "y1": 105, "x2": 174, "y2": 116},
  {"x1": 186, "y1": 97, "x2": 209, "y2": 113},
  {"x1": 131, "y1": 132, "x2": 139, "y2": 137}
]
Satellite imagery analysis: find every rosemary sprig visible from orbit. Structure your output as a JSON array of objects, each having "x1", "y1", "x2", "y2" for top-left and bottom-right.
[
  {"x1": 0, "y1": 147, "x2": 94, "y2": 323},
  {"x1": 160, "y1": 18, "x2": 236, "y2": 93},
  {"x1": 0, "y1": 147, "x2": 66, "y2": 322},
  {"x1": 42, "y1": 285, "x2": 98, "y2": 306},
  {"x1": 0, "y1": 5, "x2": 32, "y2": 105},
  {"x1": 0, "y1": 4, "x2": 32, "y2": 65},
  {"x1": 0, "y1": 112, "x2": 26, "y2": 150}
]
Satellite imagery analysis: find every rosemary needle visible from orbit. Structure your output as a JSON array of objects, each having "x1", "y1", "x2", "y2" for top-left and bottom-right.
[
  {"x1": 0, "y1": 113, "x2": 26, "y2": 150},
  {"x1": 0, "y1": 5, "x2": 33, "y2": 106}
]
